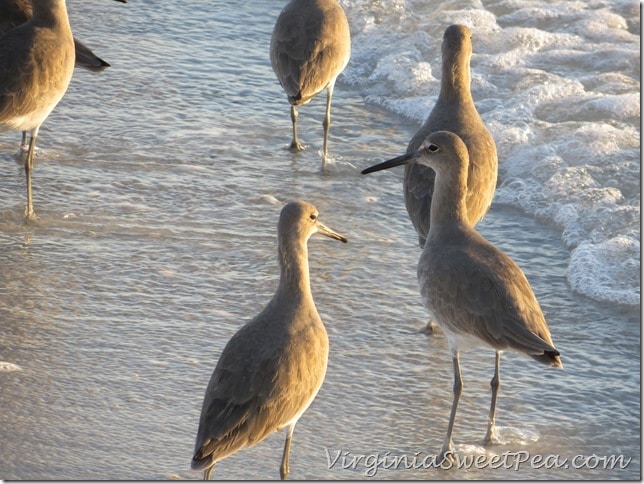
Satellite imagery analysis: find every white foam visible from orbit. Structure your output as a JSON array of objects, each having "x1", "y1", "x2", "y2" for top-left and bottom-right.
[
  {"x1": 0, "y1": 361, "x2": 21, "y2": 372},
  {"x1": 568, "y1": 237, "x2": 640, "y2": 306},
  {"x1": 491, "y1": 426, "x2": 540, "y2": 445}
]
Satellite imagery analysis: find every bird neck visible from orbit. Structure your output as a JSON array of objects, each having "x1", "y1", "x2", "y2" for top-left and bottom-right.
[
  {"x1": 277, "y1": 238, "x2": 313, "y2": 302},
  {"x1": 439, "y1": 52, "x2": 473, "y2": 104},
  {"x1": 428, "y1": 164, "x2": 469, "y2": 236}
]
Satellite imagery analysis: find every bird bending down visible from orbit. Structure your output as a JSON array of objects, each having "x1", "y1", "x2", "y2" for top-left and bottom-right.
[
  {"x1": 192, "y1": 201, "x2": 347, "y2": 480},
  {"x1": 270, "y1": 0, "x2": 351, "y2": 168},
  {"x1": 0, "y1": 0, "x2": 76, "y2": 220},
  {"x1": 362, "y1": 131, "x2": 562, "y2": 463}
]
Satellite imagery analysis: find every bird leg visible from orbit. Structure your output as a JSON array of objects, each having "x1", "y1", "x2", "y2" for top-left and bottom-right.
[
  {"x1": 280, "y1": 423, "x2": 295, "y2": 480},
  {"x1": 24, "y1": 129, "x2": 38, "y2": 220},
  {"x1": 289, "y1": 106, "x2": 304, "y2": 152},
  {"x1": 439, "y1": 351, "x2": 462, "y2": 464},
  {"x1": 484, "y1": 350, "x2": 501, "y2": 444},
  {"x1": 321, "y1": 84, "x2": 335, "y2": 168},
  {"x1": 203, "y1": 464, "x2": 215, "y2": 480}
]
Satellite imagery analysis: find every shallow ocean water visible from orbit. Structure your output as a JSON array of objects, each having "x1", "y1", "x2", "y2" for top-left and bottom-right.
[{"x1": 0, "y1": 0, "x2": 640, "y2": 480}]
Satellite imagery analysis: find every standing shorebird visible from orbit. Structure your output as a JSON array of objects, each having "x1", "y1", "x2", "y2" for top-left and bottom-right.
[
  {"x1": 405, "y1": 24, "x2": 498, "y2": 333},
  {"x1": 0, "y1": 0, "x2": 76, "y2": 220},
  {"x1": 192, "y1": 201, "x2": 347, "y2": 480},
  {"x1": 362, "y1": 131, "x2": 562, "y2": 463},
  {"x1": 1, "y1": 0, "x2": 127, "y2": 171},
  {"x1": 405, "y1": 25, "x2": 497, "y2": 248},
  {"x1": 270, "y1": 0, "x2": 351, "y2": 168},
  {"x1": 0, "y1": 0, "x2": 127, "y2": 72}
]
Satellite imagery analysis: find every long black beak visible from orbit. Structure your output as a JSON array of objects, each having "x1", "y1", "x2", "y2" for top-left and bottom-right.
[
  {"x1": 316, "y1": 221, "x2": 348, "y2": 243},
  {"x1": 361, "y1": 152, "x2": 415, "y2": 175}
]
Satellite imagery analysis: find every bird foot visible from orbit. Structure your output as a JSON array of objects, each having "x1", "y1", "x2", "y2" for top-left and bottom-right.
[
  {"x1": 437, "y1": 442, "x2": 456, "y2": 467},
  {"x1": 289, "y1": 140, "x2": 305, "y2": 152},
  {"x1": 24, "y1": 208, "x2": 38, "y2": 223},
  {"x1": 320, "y1": 154, "x2": 332, "y2": 172},
  {"x1": 24, "y1": 214, "x2": 38, "y2": 224},
  {"x1": 420, "y1": 320, "x2": 440, "y2": 335},
  {"x1": 483, "y1": 427, "x2": 500, "y2": 445}
]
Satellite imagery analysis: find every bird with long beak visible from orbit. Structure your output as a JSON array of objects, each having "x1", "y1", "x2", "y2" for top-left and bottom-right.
[
  {"x1": 192, "y1": 200, "x2": 347, "y2": 480},
  {"x1": 362, "y1": 131, "x2": 562, "y2": 463}
]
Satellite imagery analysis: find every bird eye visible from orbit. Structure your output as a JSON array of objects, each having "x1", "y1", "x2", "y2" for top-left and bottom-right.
[
  {"x1": 427, "y1": 144, "x2": 439, "y2": 152},
  {"x1": 310, "y1": 213, "x2": 317, "y2": 221}
]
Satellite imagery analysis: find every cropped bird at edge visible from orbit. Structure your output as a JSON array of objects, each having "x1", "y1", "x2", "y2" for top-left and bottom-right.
[
  {"x1": 362, "y1": 130, "x2": 562, "y2": 464},
  {"x1": 192, "y1": 201, "x2": 347, "y2": 480},
  {"x1": 0, "y1": 0, "x2": 126, "y2": 220},
  {"x1": 0, "y1": 0, "x2": 127, "y2": 71},
  {"x1": 0, "y1": 0, "x2": 75, "y2": 220},
  {"x1": 270, "y1": 0, "x2": 351, "y2": 169}
]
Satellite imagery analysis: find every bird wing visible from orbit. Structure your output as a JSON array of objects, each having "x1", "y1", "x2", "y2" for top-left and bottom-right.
[
  {"x1": 73, "y1": 38, "x2": 110, "y2": 70},
  {"x1": 0, "y1": 25, "x2": 37, "y2": 124},
  {"x1": 193, "y1": 307, "x2": 328, "y2": 467},
  {"x1": 425, "y1": 233, "x2": 558, "y2": 356},
  {"x1": 270, "y1": 3, "x2": 349, "y2": 104},
  {"x1": 0, "y1": 0, "x2": 31, "y2": 37},
  {"x1": 193, "y1": 320, "x2": 283, "y2": 461}
]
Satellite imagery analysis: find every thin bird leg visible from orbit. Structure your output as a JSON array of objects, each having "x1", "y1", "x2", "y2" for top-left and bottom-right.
[
  {"x1": 321, "y1": 83, "x2": 335, "y2": 168},
  {"x1": 484, "y1": 350, "x2": 501, "y2": 444},
  {"x1": 24, "y1": 129, "x2": 38, "y2": 220},
  {"x1": 289, "y1": 105, "x2": 304, "y2": 151},
  {"x1": 439, "y1": 351, "x2": 462, "y2": 464},
  {"x1": 280, "y1": 423, "x2": 295, "y2": 480},
  {"x1": 203, "y1": 464, "x2": 215, "y2": 481}
]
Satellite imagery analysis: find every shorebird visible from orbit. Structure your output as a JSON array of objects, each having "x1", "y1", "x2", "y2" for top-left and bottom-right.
[
  {"x1": 192, "y1": 201, "x2": 347, "y2": 480},
  {"x1": 404, "y1": 24, "x2": 498, "y2": 333},
  {"x1": 405, "y1": 25, "x2": 497, "y2": 248},
  {"x1": 0, "y1": 0, "x2": 77, "y2": 219},
  {"x1": 362, "y1": 131, "x2": 562, "y2": 463},
  {"x1": 0, "y1": 0, "x2": 127, "y2": 71},
  {"x1": 270, "y1": 0, "x2": 351, "y2": 168},
  {"x1": 1, "y1": 0, "x2": 126, "y2": 187}
]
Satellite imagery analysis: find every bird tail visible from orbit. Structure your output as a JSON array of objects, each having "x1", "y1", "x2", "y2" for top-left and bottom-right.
[
  {"x1": 531, "y1": 349, "x2": 563, "y2": 368},
  {"x1": 289, "y1": 91, "x2": 316, "y2": 106},
  {"x1": 288, "y1": 92, "x2": 302, "y2": 105},
  {"x1": 191, "y1": 452, "x2": 213, "y2": 471}
]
